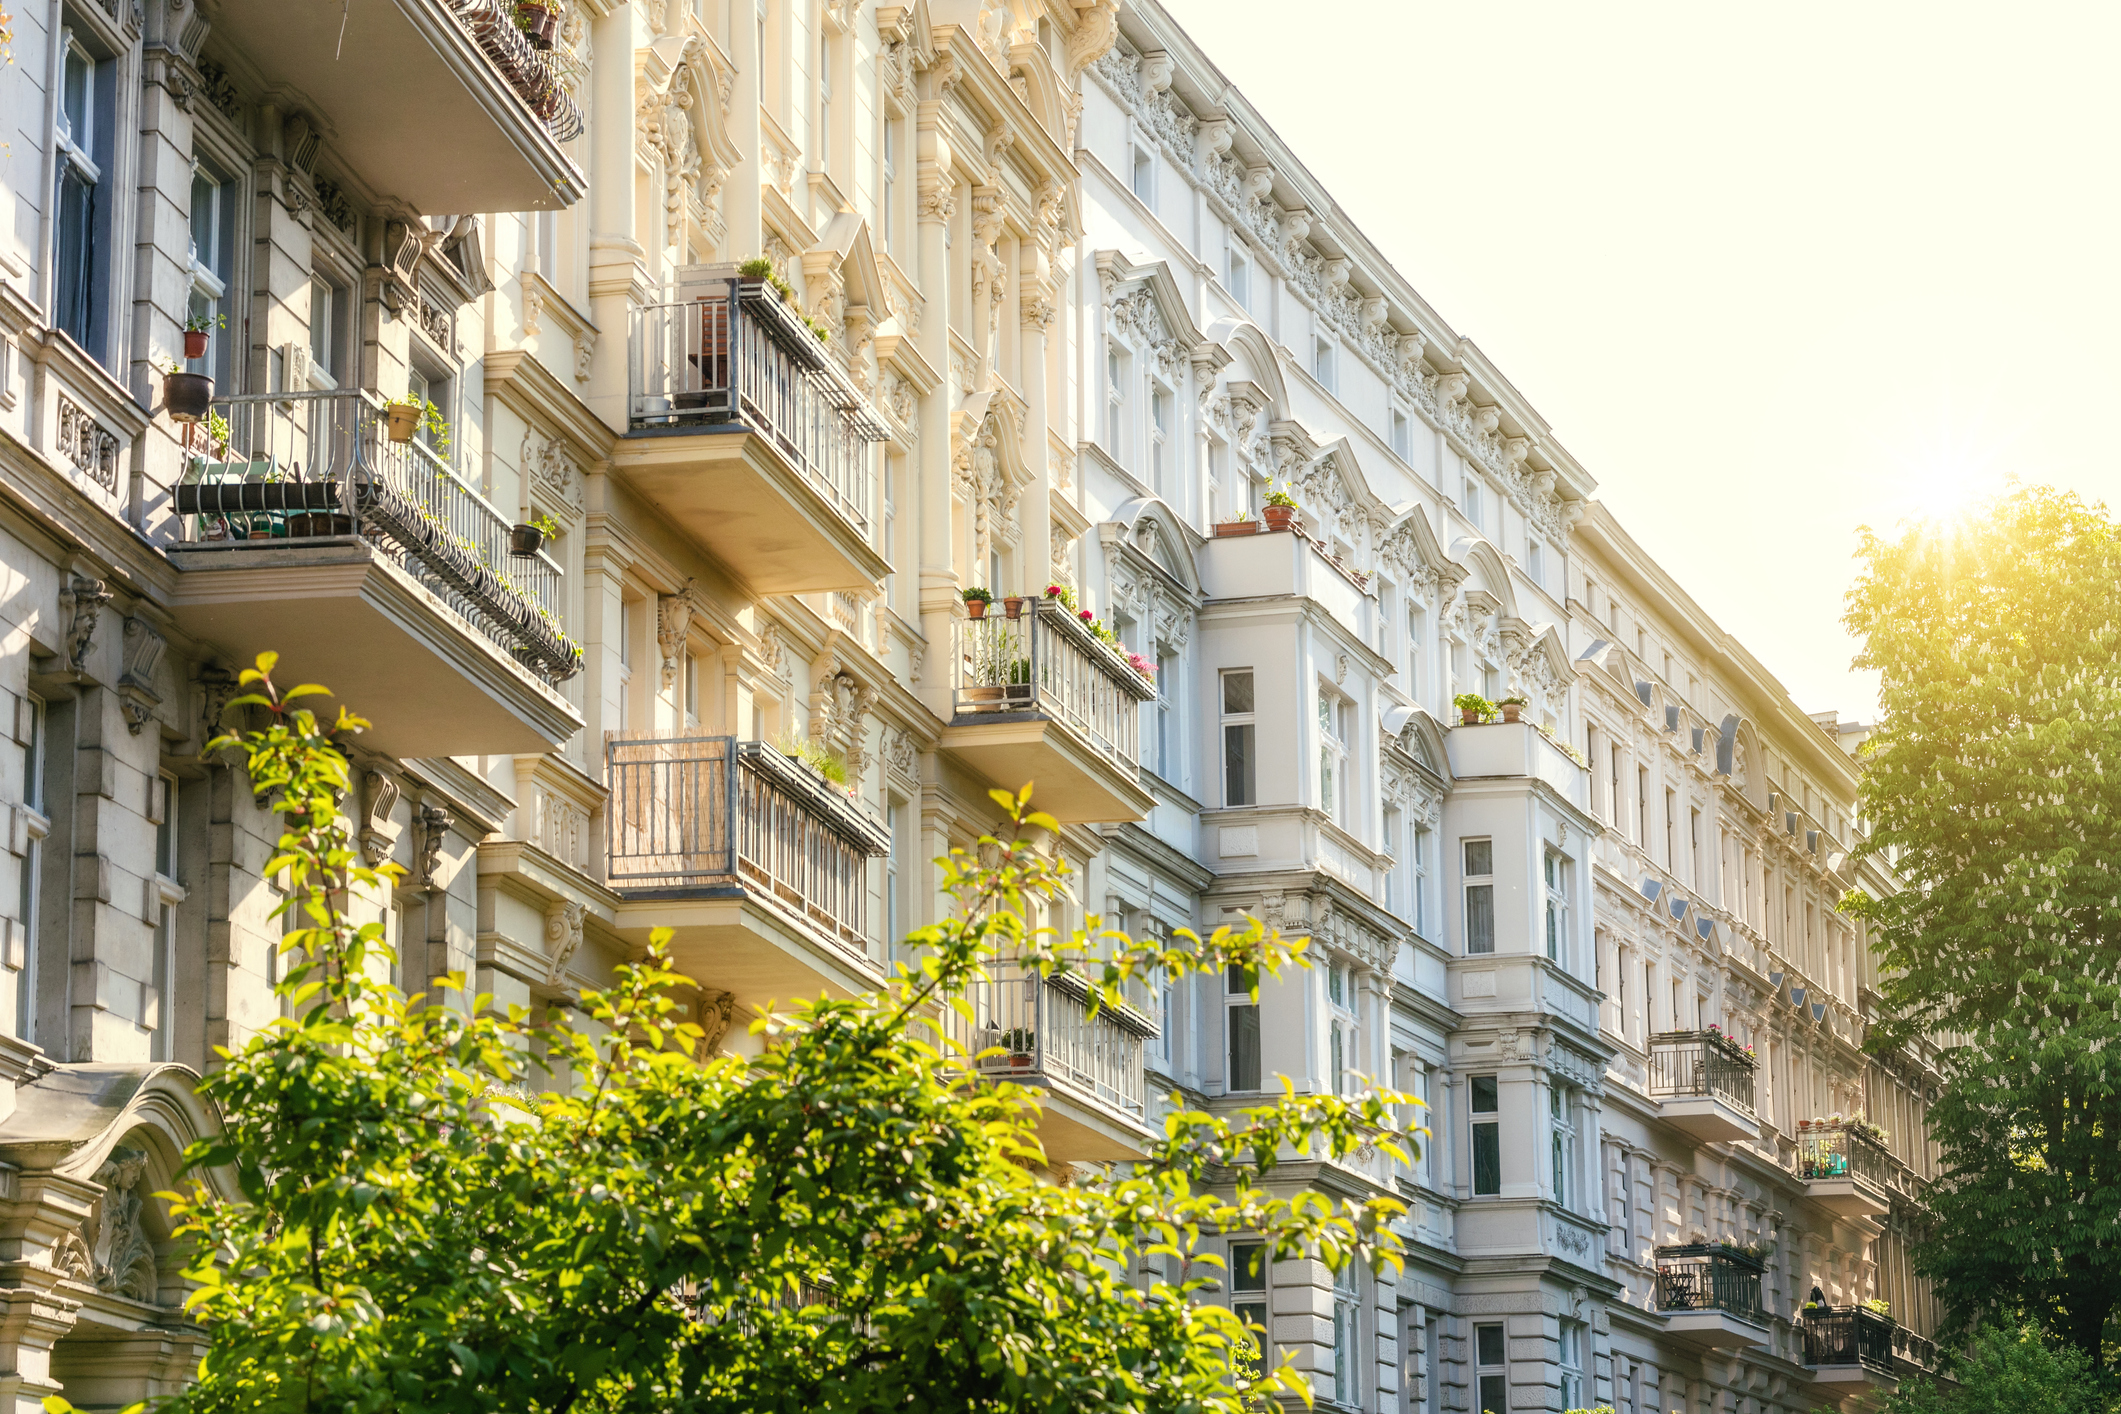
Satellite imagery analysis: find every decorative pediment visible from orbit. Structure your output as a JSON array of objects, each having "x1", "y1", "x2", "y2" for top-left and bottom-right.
[{"x1": 1095, "y1": 251, "x2": 1210, "y2": 377}]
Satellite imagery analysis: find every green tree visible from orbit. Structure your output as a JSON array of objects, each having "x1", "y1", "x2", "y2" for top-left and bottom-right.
[
  {"x1": 1881, "y1": 1323, "x2": 2111, "y2": 1414},
  {"x1": 147, "y1": 656, "x2": 1417, "y2": 1414},
  {"x1": 1844, "y1": 487, "x2": 2121, "y2": 1368}
]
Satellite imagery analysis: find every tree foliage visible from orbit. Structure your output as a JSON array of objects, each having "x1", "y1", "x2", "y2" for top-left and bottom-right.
[
  {"x1": 1845, "y1": 487, "x2": 2121, "y2": 1366},
  {"x1": 1880, "y1": 1322, "x2": 2113, "y2": 1414},
  {"x1": 145, "y1": 655, "x2": 1418, "y2": 1414}
]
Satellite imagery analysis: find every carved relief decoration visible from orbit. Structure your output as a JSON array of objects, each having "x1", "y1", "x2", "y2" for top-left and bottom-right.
[
  {"x1": 545, "y1": 899, "x2": 586, "y2": 985},
  {"x1": 57, "y1": 398, "x2": 120, "y2": 494},
  {"x1": 523, "y1": 430, "x2": 584, "y2": 523},
  {"x1": 361, "y1": 769, "x2": 401, "y2": 868},
  {"x1": 118, "y1": 616, "x2": 167, "y2": 734},
  {"x1": 636, "y1": 39, "x2": 736, "y2": 255},
  {"x1": 61, "y1": 574, "x2": 112, "y2": 676},
  {"x1": 54, "y1": 1146, "x2": 159, "y2": 1303}
]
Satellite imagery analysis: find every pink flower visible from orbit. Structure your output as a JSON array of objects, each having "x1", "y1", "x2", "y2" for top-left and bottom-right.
[
  {"x1": 1128, "y1": 653, "x2": 1157, "y2": 675},
  {"x1": 1045, "y1": 584, "x2": 1065, "y2": 598},
  {"x1": 1079, "y1": 609, "x2": 1094, "y2": 622}
]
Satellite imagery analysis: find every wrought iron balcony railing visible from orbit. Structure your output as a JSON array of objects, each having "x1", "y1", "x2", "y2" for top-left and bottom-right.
[
  {"x1": 447, "y1": 0, "x2": 585, "y2": 140},
  {"x1": 605, "y1": 736, "x2": 890, "y2": 962},
  {"x1": 1796, "y1": 1120, "x2": 1897, "y2": 1191},
  {"x1": 173, "y1": 390, "x2": 580, "y2": 683},
  {"x1": 952, "y1": 600, "x2": 1156, "y2": 768},
  {"x1": 1652, "y1": 1243, "x2": 1766, "y2": 1322},
  {"x1": 628, "y1": 271, "x2": 886, "y2": 536},
  {"x1": 1647, "y1": 1029, "x2": 1757, "y2": 1115},
  {"x1": 1801, "y1": 1304, "x2": 1898, "y2": 1372},
  {"x1": 943, "y1": 965, "x2": 1155, "y2": 1123}
]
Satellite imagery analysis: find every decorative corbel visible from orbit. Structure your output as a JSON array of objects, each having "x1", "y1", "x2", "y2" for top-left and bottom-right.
[
  {"x1": 116, "y1": 617, "x2": 167, "y2": 735},
  {"x1": 60, "y1": 575, "x2": 112, "y2": 678},
  {"x1": 360, "y1": 770, "x2": 401, "y2": 868},
  {"x1": 414, "y1": 804, "x2": 453, "y2": 891},
  {"x1": 657, "y1": 583, "x2": 696, "y2": 691},
  {"x1": 545, "y1": 898, "x2": 586, "y2": 985}
]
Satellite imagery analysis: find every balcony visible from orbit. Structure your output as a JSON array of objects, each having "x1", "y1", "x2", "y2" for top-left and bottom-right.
[
  {"x1": 944, "y1": 965, "x2": 1157, "y2": 1161},
  {"x1": 621, "y1": 272, "x2": 890, "y2": 595},
  {"x1": 941, "y1": 601, "x2": 1158, "y2": 825},
  {"x1": 1797, "y1": 1120, "x2": 1897, "y2": 1219},
  {"x1": 1653, "y1": 1243, "x2": 1769, "y2": 1349},
  {"x1": 1891, "y1": 1326, "x2": 1939, "y2": 1375},
  {"x1": 1802, "y1": 1303, "x2": 1900, "y2": 1396},
  {"x1": 1646, "y1": 1030, "x2": 1761, "y2": 1144},
  {"x1": 604, "y1": 736, "x2": 891, "y2": 1004},
  {"x1": 164, "y1": 391, "x2": 582, "y2": 759},
  {"x1": 204, "y1": 0, "x2": 582, "y2": 212}
]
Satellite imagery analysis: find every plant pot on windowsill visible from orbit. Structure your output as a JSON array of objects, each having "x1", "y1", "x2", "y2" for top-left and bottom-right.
[
  {"x1": 183, "y1": 329, "x2": 210, "y2": 360},
  {"x1": 1213, "y1": 520, "x2": 1259, "y2": 537},
  {"x1": 164, "y1": 371, "x2": 214, "y2": 423},
  {"x1": 384, "y1": 403, "x2": 421, "y2": 444},
  {"x1": 1501, "y1": 702, "x2": 1524, "y2": 723},
  {"x1": 1002, "y1": 596, "x2": 1026, "y2": 619},
  {"x1": 1262, "y1": 505, "x2": 1298, "y2": 532},
  {"x1": 510, "y1": 522, "x2": 546, "y2": 556},
  {"x1": 1460, "y1": 707, "x2": 1482, "y2": 726}
]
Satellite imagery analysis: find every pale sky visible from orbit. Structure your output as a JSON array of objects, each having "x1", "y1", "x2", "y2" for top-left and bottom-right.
[{"x1": 1157, "y1": 0, "x2": 2121, "y2": 722}]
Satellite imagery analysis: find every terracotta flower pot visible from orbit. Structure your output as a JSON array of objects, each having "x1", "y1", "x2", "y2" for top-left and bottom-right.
[
  {"x1": 164, "y1": 371, "x2": 214, "y2": 423},
  {"x1": 965, "y1": 599, "x2": 987, "y2": 619},
  {"x1": 1262, "y1": 504, "x2": 1297, "y2": 531},
  {"x1": 1461, "y1": 708, "x2": 1481, "y2": 726},
  {"x1": 183, "y1": 329, "x2": 210, "y2": 360},
  {"x1": 385, "y1": 404, "x2": 421, "y2": 443},
  {"x1": 1214, "y1": 520, "x2": 1259, "y2": 537},
  {"x1": 1502, "y1": 704, "x2": 1522, "y2": 723},
  {"x1": 1002, "y1": 596, "x2": 1026, "y2": 619}
]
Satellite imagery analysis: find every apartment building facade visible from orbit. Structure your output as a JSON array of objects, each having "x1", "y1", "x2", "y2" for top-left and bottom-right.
[{"x1": 0, "y1": 0, "x2": 1938, "y2": 1410}]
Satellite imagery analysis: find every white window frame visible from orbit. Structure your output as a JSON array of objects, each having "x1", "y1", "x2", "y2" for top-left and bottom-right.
[
  {"x1": 1462, "y1": 838, "x2": 1494, "y2": 955},
  {"x1": 1543, "y1": 848, "x2": 1568, "y2": 968},
  {"x1": 53, "y1": 31, "x2": 107, "y2": 352},
  {"x1": 1225, "y1": 961, "x2": 1260, "y2": 1092},
  {"x1": 1313, "y1": 336, "x2": 1336, "y2": 394},
  {"x1": 1148, "y1": 382, "x2": 1172, "y2": 496},
  {"x1": 1317, "y1": 686, "x2": 1349, "y2": 823},
  {"x1": 1390, "y1": 406, "x2": 1412, "y2": 463},
  {"x1": 1221, "y1": 669, "x2": 1256, "y2": 808}
]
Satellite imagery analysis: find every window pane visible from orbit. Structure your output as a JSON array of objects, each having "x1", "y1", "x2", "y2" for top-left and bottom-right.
[
  {"x1": 1224, "y1": 723, "x2": 1255, "y2": 806},
  {"x1": 1473, "y1": 1122, "x2": 1500, "y2": 1195},
  {"x1": 1463, "y1": 839, "x2": 1492, "y2": 876},
  {"x1": 1476, "y1": 1324, "x2": 1505, "y2": 1367},
  {"x1": 1223, "y1": 671, "x2": 1254, "y2": 714},
  {"x1": 1230, "y1": 1241, "x2": 1266, "y2": 1292},
  {"x1": 1552, "y1": 1130, "x2": 1566, "y2": 1206},
  {"x1": 1228, "y1": 1003, "x2": 1260, "y2": 1091},
  {"x1": 1478, "y1": 1373, "x2": 1507, "y2": 1414},
  {"x1": 1466, "y1": 883, "x2": 1493, "y2": 954},
  {"x1": 1470, "y1": 1074, "x2": 1499, "y2": 1113}
]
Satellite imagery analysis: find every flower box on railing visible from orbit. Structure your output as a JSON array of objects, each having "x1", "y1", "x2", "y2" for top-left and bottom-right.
[
  {"x1": 1037, "y1": 601, "x2": 1159, "y2": 702},
  {"x1": 736, "y1": 741, "x2": 891, "y2": 855}
]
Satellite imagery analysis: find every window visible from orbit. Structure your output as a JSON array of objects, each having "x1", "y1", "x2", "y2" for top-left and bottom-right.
[
  {"x1": 1313, "y1": 337, "x2": 1336, "y2": 394},
  {"x1": 683, "y1": 651, "x2": 701, "y2": 727},
  {"x1": 1105, "y1": 344, "x2": 1127, "y2": 455},
  {"x1": 1412, "y1": 824, "x2": 1431, "y2": 938},
  {"x1": 13, "y1": 695, "x2": 44, "y2": 1042},
  {"x1": 1470, "y1": 1074, "x2": 1500, "y2": 1195},
  {"x1": 1549, "y1": 1083, "x2": 1575, "y2": 1209},
  {"x1": 188, "y1": 165, "x2": 236, "y2": 379},
  {"x1": 1390, "y1": 408, "x2": 1412, "y2": 462},
  {"x1": 1406, "y1": 606, "x2": 1424, "y2": 697},
  {"x1": 817, "y1": 32, "x2": 832, "y2": 174},
  {"x1": 619, "y1": 596, "x2": 639, "y2": 728},
  {"x1": 1637, "y1": 766, "x2": 1649, "y2": 844},
  {"x1": 1207, "y1": 439, "x2": 1228, "y2": 523},
  {"x1": 406, "y1": 365, "x2": 451, "y2": 461},
  {"x1": 1527, "y1": 538, "x2": 1545, "y2": 591},
  {"x1": 54, "y1": 32, "x2": 112, "y2": 355},
  {"x1": 309, "y1": 274, "x2": 351, "y2": 387},
  {"x1": 1607, "y1": 745, "x2": 1623, "y2": 829},
  {"x1": 1690, "y1": 807, "x2": 1703, "y2": 891},
  {"x1": 1149, "y1": 386, "x2": 1171, "y2": 495},
  {"x1": 1464, "y1": 475, "x2": 1484, "y2": 533},
  {"x1": 1329, "y1": 1020, "x2": 1345, "y2": 1096},
  {"x1": 1543, "y1": 849, "x2": 1567, "y2": 966},
  {"x1": 1332, "y1": 1261, "x2": 1358, "y2": 1405},
  {"x1": 881, "y1": 118, "x2": 899, "y2": 252},
  {"x1": 1221, "y1": 670, "x2": 1256, "y2": 807},
  {"x1": 1131, "y1": 144, "x2": 1154, "y2": 205},
  {"x1": 1226, "y1": 242, "x2": 1249, "y2": 309},
  {"x1": 1558, "y1": 1322, "x2": 1585, "y2": 1410},
  {"x1": 534, "y1": 209, "x2": 558, "y2": 282},
  {"x1": 1317, "y1": 689, "x2": 1349, "y2": 823},
  {"x1": 1462, "y1": 839, "x2": 1494, "y2": 955},
  {"x1": 1474, "y1": 1322, "x2": 1507, "y2": 1414},
  {"x1": 1229, "y1": 1241, "x2": 1267, "y2": 1357},
  {"x1": 1226, "y1": 962, "x2": 1260, "y2": 1092}
]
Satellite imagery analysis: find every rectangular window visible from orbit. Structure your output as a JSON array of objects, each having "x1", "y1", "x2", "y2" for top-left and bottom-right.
[
  {"x1": 55, "y1": 34, "x2": 116, "y2": 356},
  {"x1": 1222, "y1": 670, "x2": 1256, "y2": 807},
  {"x1": 886, "y1": 800, "x2": 908, "y2": 957},
  {"x1": 1329, "y1": 1021, "x2": 1345, "y2": 1097},
  {"x1": 1463, "y1": 839, "x2": 1494, "y2": 955},
  {"x1": 1226, "y1": 963, "x2": 1261, "y2": 1092},
  {"x1": 683, "y1": 651, "x2": 700, "y2": 727},
  {"x1": 1391, "y1": 408, "x2": 1412, "y2": 462},
  {"x1": 1207, "y1": 439, "x2": 1229, "y2": 522},
  {"x1": 13, "y1": 695, "x2": 44, "y2": 1042},
  {"x1": 1527, "y1": 538, "x2": 1545, "y2": 591},
  {"x1": 1313, "y1": 337, "x2": 1336, "y2": 394},
  {"x1": 1558, "y1": 1322, "x2": 1585, "y2": 1410},
  {"x1": 1543, "y1": 849, "x2": 1567, "y2": 967},
  {"x1": 534, "y1": 208, "x2": 558, "y2": 282},
  {"x1": 309, "y1": 274, "x2": 351, "y2": 387},
  {"x1": 1464, "y1": 476, "x2": 1483, "y2": 533},
  {"x1": 1475, "y1": 1322, "x2": 1507, "y2": 1414},
  {"x1": 1317, "y1": 689, "x2": 1348, "y2": 823},
  {"x1": 1105, "y1": 345, "x2": 1127, "y2": 456},
  {"x1": 1230, "y1": 1240, "x2": 1267, "y2": 1357},
  {"x1": 1227, "y1": 242, "x2": 1249, "y2": 309},
  {"x1": 881, "y1": 119, "x2": 899, "y2": 252},
  {"x1": 1412, "y1": 825, "x2": 1431, "y2": 938},
  {"x1": 1471, "y1": 1073, "x2": 1500, "y2": 1195},
  {"x1": 1131, "y1": 144, "x2": 1154, "y2": 205},
  {"x1": 1150, "y1": 386, "x2": 1171, "y2": 495},
  {"x1": 1637, "y1": 766, "x2": 1650, "y2": 844},
  {"x1": 817, "y1": 33, "x2": 832, "y2": 173},
  {"x1": 1665, "y1": 788, "x2": 1677, "y2": 868},
  {"x1": 1690, "y1": 807, "x2": 1704, "y2": 890},
  {"x1": 618, "y1": 596, "x2": 638, "y2": 729},
  {"x1": 1332, "y1": 1263, "x2": 1358, "y2": 1404}
]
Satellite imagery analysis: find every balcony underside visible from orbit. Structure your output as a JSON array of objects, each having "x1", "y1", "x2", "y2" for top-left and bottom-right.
[
  {"x1": 1664, "y1": 1309, "x2": 1769, "y2": 1350},
  {"x1": 1657, "y1": 1095, "x2": 1761, "y2": 1144},
  {"x1": 165, "y1": 539, "x2": 581, "y2": 759},
  {"x1": 1023, "y1": 1084, "x2": 1156, "y2": 1164},
  {"x1": 613, "y1": 428, "x2": 889, "y2": 596},
  {"x1": 207, "y1": 0, "x2": 581, "y2": 211},
  {"x1": 1805, "y1": 1178, "x2": 1893, "y2": 1219},
  {"x1": 610, "y1": 892, "x2": 883, "y2": 1011},
  {"x1": 1807, "y1": 1364, "x2": 1899, "y2": 1399},
  {"x1": 940, "y1": 714, "x2": 1156, "y2": 825}
]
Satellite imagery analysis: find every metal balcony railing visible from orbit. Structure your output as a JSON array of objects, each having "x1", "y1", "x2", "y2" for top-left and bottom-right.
[
  {"x1": 1801, "y1": 1304, "x2": 1898, "y2": 1372},
  {"x1": 628, "y1": 271, "x2": 886, "y2": 536},
  {"x1": 605, "y1": 736, "x2": 890, "y2": 962},
  {"x1": 952, "y1": 600, "x2": 1156, "y2": 769},
  {"x1": 173, "y1": 390, "x2": 580, "y2": 683},
  {"x1": 447, "y1": 0, "x2": 585, "y2": 140},
  {"x1": 1647, "y1": 1029, "x2": 1757, "y2": 1115},
  {"x1": 1797, "y1": 1120, "x2": 1896, "y2": 1192},
  {"x1": 943, "y1": 965, "x2": 1155, "y2": 1122},
  {"x1": 1653, "y1": 1243, "x2": 1766, "y2": 1323}
]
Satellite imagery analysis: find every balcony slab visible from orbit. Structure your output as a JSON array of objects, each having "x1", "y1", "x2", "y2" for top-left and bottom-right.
[
  {"x1": 613, "y1": 427, "x2": 889, "y2": 596},
  {"x1": 1804, "y1": 1178, "x2": 1894, "y2": 1220},
  {"x1": 1663, "y1": 1309, "x2": 1769, "y2": 1350},
  {"x1": 941, "y1": 714, "x2": 1156, "y2": 825},
  {"x1": 610, "y1": 894, "x2": 884, "y2": 1013},
  {"x1": 207, "y1": 0, "x2": 581, "y2": 211},
  {"x1": 165, "y1": 538, "x2": 581, "y2": 759},
  {"x1": 1657, "y1": 1094, "x2": 1762, "y2": 1145}
]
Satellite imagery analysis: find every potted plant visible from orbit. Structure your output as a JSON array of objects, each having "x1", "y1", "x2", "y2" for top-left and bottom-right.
[
  {"x1": 999, "y1": 1027, "x2": 1036, "y2": 1067},
  {"x1": 384, "y1": 396, "x2": 424, "y2": 444},
  {"x1": 1214, "y1": 510, "x2": 1259, "y2": 537},
  {"x1": 1498, "y1": 695, "x2": 1528, "y2": 723},
  {"x1": 183, "y1": 310, "x2": 224, "y2": 361},
  {"x1": 1044, "y1": 582, "x2": 1077, "y2": 610},
  {"x1": 962, "y1": 586, "x2": 992, "y2": 619},
  {"x1": 161, "y1": 355, "x2": 214, "y2": 423},
  {"x1": 1262, "y1": 487, "x2": 1300, "y2": 531},
  {"x1": 1002, "y1": 594, "x2": 1026, "y2": 619},
  {"x1": 515, "y1": 0, "x2": 559, "y2": 49},
  {"x1": 1453, "y1": 692, "x2": 1495, "y2": 726},
  {"x1": 1863, "y1": 1298, "x2": 1891, "y2": 1317},
  {"x1": 510, "y1": 512, "x2": 560, "y2": 557}
]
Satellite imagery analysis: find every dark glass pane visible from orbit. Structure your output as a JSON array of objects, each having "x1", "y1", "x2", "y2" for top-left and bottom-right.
[
  {"x1": 1229, "y1": 1003, "x2": 1260, "y2": 1091},
  {"x1": 1476, "y1": 1324, "x2": 1506, "y2": 1367},
  {"x1": 1230, "y1": 1241, "x2": 1266, "y2": 1292},
  {"x1": 55, "y1": 168, "x2": 95, "y2": 346},
  {"x1": 1470, "y1": 1074, "x2": 1499, "y2": 1113},
  {"x1": 1224, "y1": 724, "x2": 1255, "y2": 806},
  {"x1": 1478, "y1": 1373, "x2": 1508, "y2": 1414},
  {"x1": 1222, "y1": 671, "x2": 1254, "y2": 714},
  {"x1": 1466, "y1": 883, "x2": 1494, "y2": 954},
  {"x1": 1473, "y1": 1121, "x2": 1500, "y2": 1195},
  {"x1": 1463, "y1": 838, "x2": 1492, "y2": 876}
]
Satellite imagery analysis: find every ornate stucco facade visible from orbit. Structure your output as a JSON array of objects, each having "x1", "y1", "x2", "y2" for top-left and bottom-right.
[{"x1": 0, "y1": 0, "x2": 1936, "y2": 1409}]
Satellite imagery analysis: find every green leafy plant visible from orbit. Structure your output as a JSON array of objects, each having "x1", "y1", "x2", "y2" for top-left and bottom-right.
[
  {"x1": 527, "y1": 510, "x2": 562, "y2": 540},
  {"x1": 384, "y1": 396, "x2": 452, "y2": 460},
  {"x1": 778, "y1": 734, "x2": 853, "y2": 787},
  {"x1": 962, "y1": 586, "x2": 993, "y2": 605},
  {"x1": 185, "y1": 309, "x2": 227, "y2": 334},
  {"x1": 1498, "y1": 695, "x2": 1528, "y2": 706},
  {"x1": 1880, "y1": 1322, "x2": 2108, "y2": 1414},
  {"x1": 1864, "y1": 1297, "x2": 1892, "y2": 1317},
  {"x1": 141, "y1": 658, "x2": 1419, "y2": 1414},
  {"x1": 1453, "y1": 692, "x2": 1496, "y2": 721},
  {"x1": 1263, "y1": 487, "x2": 1299, "y2": 510}
]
